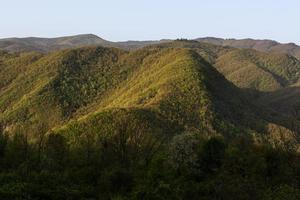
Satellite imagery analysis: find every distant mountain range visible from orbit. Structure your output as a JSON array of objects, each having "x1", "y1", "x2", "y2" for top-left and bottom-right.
[
  {"x1": 0, "y1": 34, "x2": 166, "y2": 52},
  {"x1": 1, "y1": 34, "x2": 300, "y2": 60}
]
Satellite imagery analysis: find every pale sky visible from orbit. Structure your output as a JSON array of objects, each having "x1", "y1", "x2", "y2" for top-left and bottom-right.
[{"x1": 1, "y1": 0, "x2": 299, "y2": 44}]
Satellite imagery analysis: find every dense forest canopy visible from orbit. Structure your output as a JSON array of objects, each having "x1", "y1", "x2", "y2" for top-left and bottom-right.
[{"x1": 0, "y1": 39, "x2": 299, "y2": 199}]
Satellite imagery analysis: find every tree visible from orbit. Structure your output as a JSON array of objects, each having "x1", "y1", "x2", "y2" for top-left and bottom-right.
[
  {"x1": 263, "y1": 185, "x2": 300, "y2": 200},
  {"x1": 168, "y1": 132, "x2": 200, "y2": 172},
  {"x1": 43, "y1": 133, "x2": 67, "y2": 171},
  {"x1": 34, "y1": 121, "x2": 49, "y2": 167},
  {"x1": 0, "y1": 122, "x2": 8, "y2": 168},
  {"x1": 4, "y1": 127, "x2": 29, "y2": 169},
  {"x1": 199, "y1": 137, "x2": 226, "y2": 174}
]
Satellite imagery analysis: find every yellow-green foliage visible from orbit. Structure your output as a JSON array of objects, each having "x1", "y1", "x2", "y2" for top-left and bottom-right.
[
  {"x1": 55, "y1": 47, "x2": 267, "y2": 141},
  {"x1": 1, "y1": 43, "x2": 299, "y2": 149},
  {"x1": 154, "y1": 40, "x2": 231, "y2": 64},
  {"x1": 0, "y1": 47, "x2": 129, "y2": 135},
  {"x1": 55, "y1": 48, "x2": 217, "y2": 140},
  {"x1": 151, "y1": 41, "x2": 300, "y2": 92},
  {"x1": 56, "y1": 108, "x2": 174, "y2": 149},
  {"x1": 1, "y1": 42, "x2": 300, "y2": 199},
  {"x1": 215, "y1": 49, "x2": 300, "y2": 91},
  {"x1": 97, "y1": 49, "x2": 213, "y2": 126}
]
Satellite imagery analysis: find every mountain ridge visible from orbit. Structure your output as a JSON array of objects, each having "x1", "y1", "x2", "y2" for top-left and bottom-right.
[
  {"x1": 1, "y1": 34, "x2": 300, "y2": 60},
  {"x1": 0, "y1": 34, "x2": 169, "y2": 52},
  {"x1": 196, "y1": 37, "x2": 300, "y2": 60},
  {"x1": 1, "y1": 44, "x2": 299, "y2": 150},
  {"x1": 1, "y1": 39, "x2": 300, "y2": 199}
]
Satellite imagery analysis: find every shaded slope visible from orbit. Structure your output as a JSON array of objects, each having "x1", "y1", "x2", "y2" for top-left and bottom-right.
[{"x1": 256, "y1": 81, "x2": 300, "y2": 120}]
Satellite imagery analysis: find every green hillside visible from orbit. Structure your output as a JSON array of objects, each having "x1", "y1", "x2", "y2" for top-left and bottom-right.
[
  {"x1": 215, "y1": 49, "x2": 300, "y2": 91},
  {"x1": 1, "y1": 43, "x2": 299, "y2": 148},
  {"x1": 56, "y1": 48, "x2": 224, "y2": 141},
  {"x1": 0, "y1": 44, "x2": 299, "y2": 199},
  {"x1": 154, "y1": 40, "x2": 300, "y2": 92},
  {"x1": 0, "y1": 47, "x2": 125, "y2": 130}
]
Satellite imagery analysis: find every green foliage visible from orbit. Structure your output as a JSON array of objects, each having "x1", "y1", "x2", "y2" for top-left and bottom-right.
[
  {"x1": 0, "y1": 124, "x2": 299, "y2": 199},
  {"x1": 168, "y1": 131, "x2": 201, "y2": 171},
  {"x1": 50, "y1": 47, "x2": 126, "y2": 115},
  {"x1": 263, "y1": 185, "x2": 300, "y2": 200},
  {"x1": 215, "y1": 49, "x2": 300, "y2": 91},
  {"x1": 0, "y1": 43, "x2": 300, "y2": 199},
  {"x1": 199, "y1": 137, "x2": 226, "y2": 174},
  {"x1": 1, "y1": 43, "x2": 296, "y2": 143}
]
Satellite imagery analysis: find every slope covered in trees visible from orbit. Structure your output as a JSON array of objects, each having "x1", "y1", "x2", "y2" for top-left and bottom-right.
[
  {"x1": 155, "y1": 40, "x2": 300, "y2": 92},
  {"x1": 1, "y1": 45, "x2": 298, "y2": 147},
  {"x1": 215, "y1": 49, "x2": 300, "y2": 91},
  {"x1": 153, "y1": 40, "x2": 300, "y2": 124},
  {"x1": 0, "y1": 42, "x2": 299, "y2": 199}
]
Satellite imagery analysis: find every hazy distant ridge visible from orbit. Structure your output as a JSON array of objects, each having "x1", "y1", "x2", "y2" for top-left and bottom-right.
[
  {"x1": 196, "y1": 37, "x2": 300, "y2": 60},
  {"x1": 1, "y1": 34, "x2": 300, "y2": 59}
]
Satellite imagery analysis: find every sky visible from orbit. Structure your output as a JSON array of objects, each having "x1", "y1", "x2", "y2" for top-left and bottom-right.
[{"x1": 1, "y1": 0, "x2": 299, "y2": 44}]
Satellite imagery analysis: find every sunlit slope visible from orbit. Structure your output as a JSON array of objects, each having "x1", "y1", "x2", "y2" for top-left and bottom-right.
[
  {"x1": 0, "y1": 47, "x2": 128, "y2": 135},
  {"x1": 0, "y1": 46, "x2": 177, "y2": 136},
  {"x1": 83, "y1": 48, "x2": 215, "y2": 130},
  {"x1": 215, "y1": 49, "x2": 300, "y2": 91},
  {"x1": 55, "y1": 48, "x2": 275, "y2": 141},
  {"x1": 153, "y1": 41, "x2": 300, "y2": 92},
  {"x1": 0, "y1": 45, "x2": 298, "y2": 149}
]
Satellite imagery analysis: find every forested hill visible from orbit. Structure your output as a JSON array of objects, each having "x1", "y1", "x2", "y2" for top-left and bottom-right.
[
  {"x1": 0, "y1": 40, "x2": 299, "y2": 199},
  {"x1": 1, "y1": 43, "x2": 299, "y2": 147}
]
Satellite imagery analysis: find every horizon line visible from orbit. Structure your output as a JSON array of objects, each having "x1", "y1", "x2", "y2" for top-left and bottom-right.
[{"x1": 0, "y1": 33, "x2": 299, "y2": 46}]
